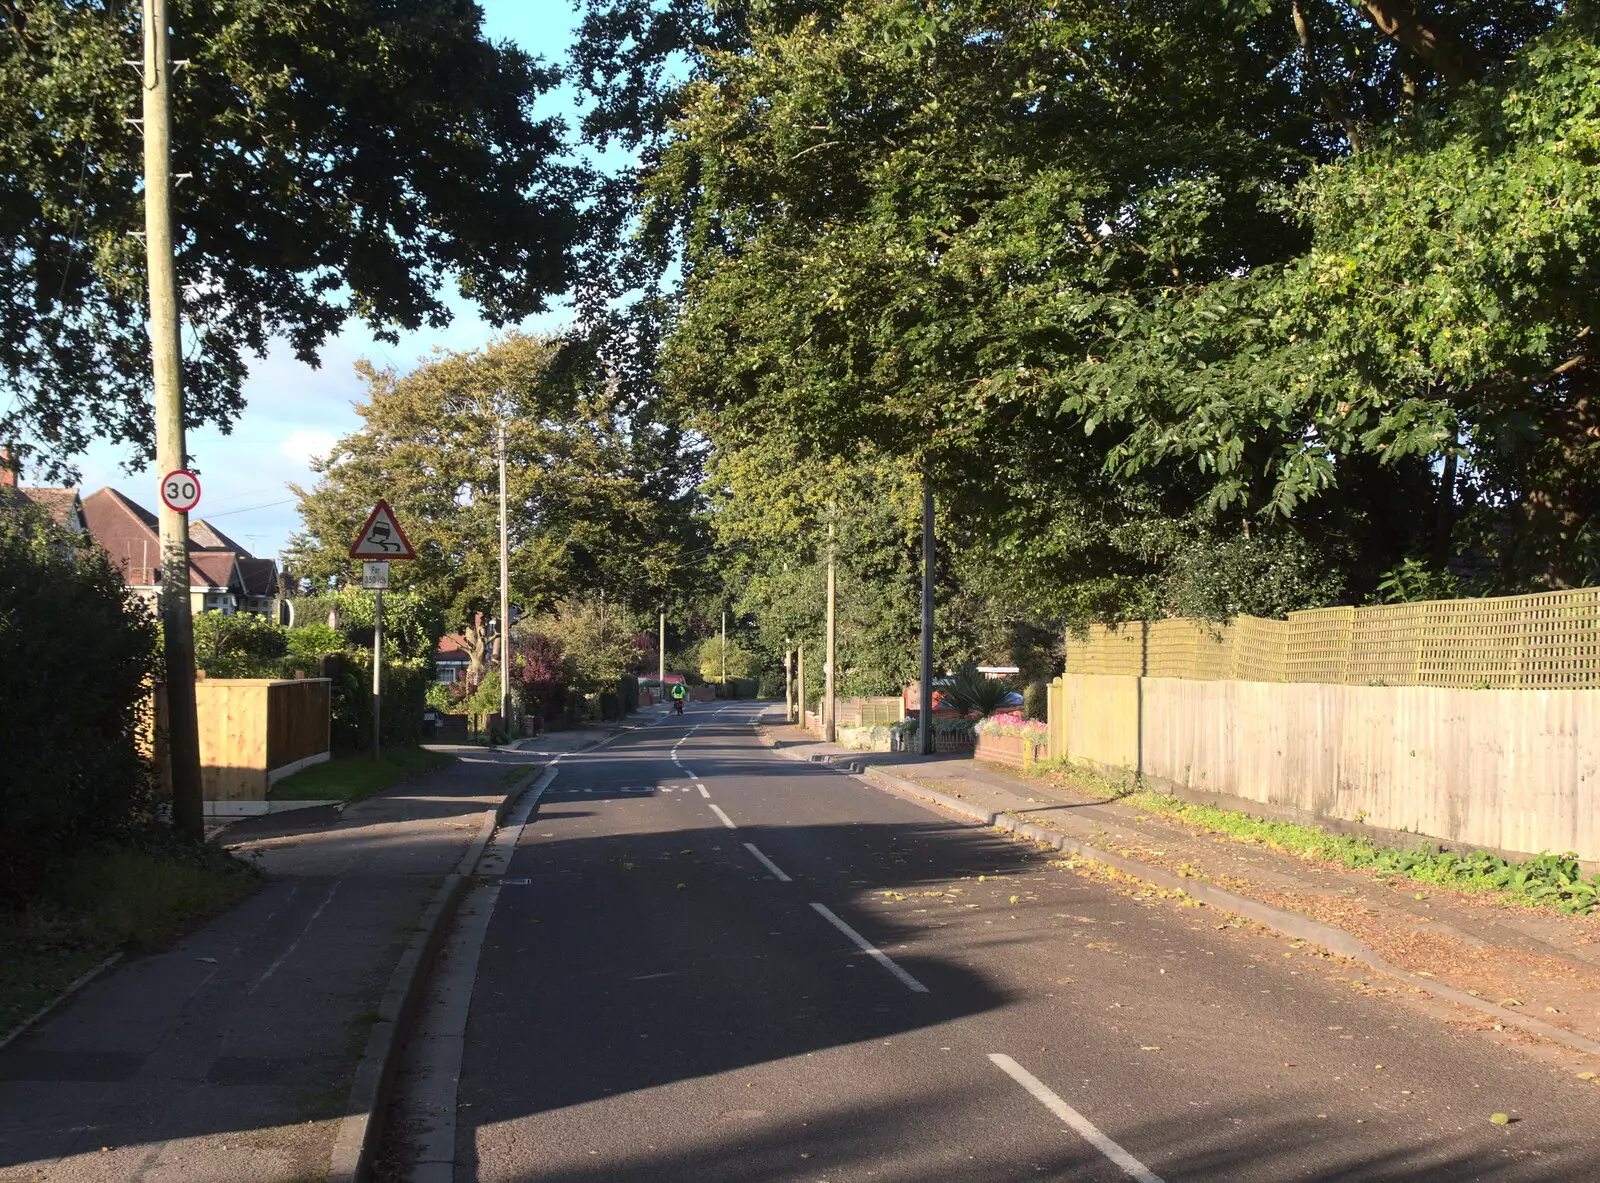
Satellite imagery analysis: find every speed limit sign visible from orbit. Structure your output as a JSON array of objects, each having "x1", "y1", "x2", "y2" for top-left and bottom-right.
[{"x1": 159, "y1": 470, "x2": 202, "y2": 513}]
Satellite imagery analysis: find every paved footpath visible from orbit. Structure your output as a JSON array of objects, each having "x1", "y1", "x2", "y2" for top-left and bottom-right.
[
  {"x1": 0, "y1": 726, "x2": 611, "y2": 1183},
  {"x1": 764, "y1": 719, "x2": 1600, "y2": 1059},
  {"x1": 380, "y1": 701, "x2": 1599, "y2": 1182}
]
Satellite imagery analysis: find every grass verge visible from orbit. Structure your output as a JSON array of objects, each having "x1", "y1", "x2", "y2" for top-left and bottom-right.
[
  {"x1": 1022, "y1": 757, "x2": 1600, "y2": 915},
  {"x1": 0, "y1": 833, "x2": 261, "y2": 1035},
  {"x1": 270, "y1": 745, "x2": 456, "y2": 804}
]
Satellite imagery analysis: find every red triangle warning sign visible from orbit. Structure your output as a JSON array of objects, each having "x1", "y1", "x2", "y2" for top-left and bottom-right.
[{"x1": 348, "y1": 500, "x2": 416, "y2": 559}]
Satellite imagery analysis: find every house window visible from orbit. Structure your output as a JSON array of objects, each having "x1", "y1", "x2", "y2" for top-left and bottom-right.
[{"x1": 436, "y1": 667, "x2": 457, "y2": 685}]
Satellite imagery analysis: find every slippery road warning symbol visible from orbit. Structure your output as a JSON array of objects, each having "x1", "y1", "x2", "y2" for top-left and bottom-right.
[{"x1": 348, "y1": 499, "x2": 416, "y2": 559}]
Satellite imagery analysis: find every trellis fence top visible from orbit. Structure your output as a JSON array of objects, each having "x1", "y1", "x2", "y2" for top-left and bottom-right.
[{"x1": 1065, "y1": 587, "x2": 1600, "y2": 690}]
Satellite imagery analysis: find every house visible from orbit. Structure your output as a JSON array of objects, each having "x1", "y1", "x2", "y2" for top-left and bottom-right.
[
  {"x1": 0, "y1": 450, "x2": 88, "y2": 533},
  {"x1": 436, "y1": 633, "x2": 474, "y2": 684},
  {"x1": 80, "y1": 487, "x2": 281, "y2": 618}
]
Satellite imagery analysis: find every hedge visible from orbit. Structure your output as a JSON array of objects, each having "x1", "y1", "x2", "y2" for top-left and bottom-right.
[{"x1": 0, "y1": 502, "x2": 158, "y2": 905}]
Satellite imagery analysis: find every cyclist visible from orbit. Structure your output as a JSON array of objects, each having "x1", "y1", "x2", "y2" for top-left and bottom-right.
[{"x1": 670, "y1": 680, "x2": 687, "y2": 715}]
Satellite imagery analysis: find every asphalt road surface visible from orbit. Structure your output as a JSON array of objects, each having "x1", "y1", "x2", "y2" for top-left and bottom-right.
[{"x1": 382, "y1": 703, "x2": 1599, "y2": 1182}]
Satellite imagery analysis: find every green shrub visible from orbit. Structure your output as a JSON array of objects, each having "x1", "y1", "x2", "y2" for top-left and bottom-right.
[
  {"x1": 326, "y1": 651, "x2": 431, "y2": 751},
  {"x1": 943, "y1": 664, "x2": 1016, "y2": 716},
  {"x1": 0, "y1": 502, "x2": 157, "y2": 905},
  {"x1": 193, "y1": 611, "x2": 288, "y2": 677},
  {"x1": 1023, "y1": 680, "x2": 1049, "y2": 722},
  {"x1": 758, "y1": 669, "x2": 786, "y2": 699},
  {"x1": 618, "y1": 673, "x2": 640, "y2": 713},
  {"x1": 286, "y1": 623, "x2": 345, "y2": 662}
]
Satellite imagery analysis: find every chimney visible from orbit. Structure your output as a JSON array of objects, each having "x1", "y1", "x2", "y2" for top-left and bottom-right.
[{"x1": 0, "y1": 447, "x2": 16, "y2": 488}]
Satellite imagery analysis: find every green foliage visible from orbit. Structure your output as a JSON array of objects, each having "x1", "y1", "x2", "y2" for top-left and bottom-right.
[
  {"x1": 1116, "y1": 790, "x2": 1600, "y2": 915},
  {"x1": 424, "y1": 681, "x2": 459, "y2": 713},
  {"x1": 618, "y1": 673, "x2": 640, "y2": 713},
  {"x1": 287, "y1": 335, "x2": 704, "y2": 623},
  {"x1": 1162, "y1": 531, "x2": 1349, "y2": 622},
  {"x1": 0, "y1": 501, "x2": 157, "y2": 905},
  {"x1": 942, "y1": 665, "x2": 1016, "y2": 718},
  {"x1": 1374, "y1": 558, "x2": 1464, "y2": 605},
  {"x1": 698, "y1": 635, "x2": 758, "y2": 683},
  {"x1": 294, "y1": 586, "x2": 444, "y2": 664},
  {"x1": 270, "y1": 746, "x2": 454, "y2": 804},
  {"x1": 326, "y1": 653, "x2": 431, "y2": 751},
  {"x1": 192, "y1": 611, "x2": 288, "y2": 677},
  {"x1": 1022, "y1": 680, "x2": 1049, "y2": 723},
  {"x1": 285, "y1": 624, "x2": 346, "y2": 663},
  {"x1": 532, "y1": 597, "x2": 644, "y2": 697},
  {"x1": 3, "y1": 0, "x2": 581, "y2": 479},
  {"x1": 0, "y1": 831, "x2": 258, "y2": 1031}
]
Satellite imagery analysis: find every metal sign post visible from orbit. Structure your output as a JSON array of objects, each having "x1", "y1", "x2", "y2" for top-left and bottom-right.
[{"x1": 350, "y1": 504, "x2": 414, "y2": 760}]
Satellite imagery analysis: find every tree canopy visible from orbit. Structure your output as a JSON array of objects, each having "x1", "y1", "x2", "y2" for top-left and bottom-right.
[
  {"x1": 2, "y1": 0, "x2": 581, "y2": 476},
  {"x1": 286, "y1": 333, "x2": 704, "y2": 625},
  {"x1": 572, "y1": 0, "x2": 1595, "y2": 630}
]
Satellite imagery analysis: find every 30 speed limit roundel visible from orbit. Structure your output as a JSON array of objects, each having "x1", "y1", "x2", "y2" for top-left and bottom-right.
[{"x1": 160, "y1": 469, "x2": 202, "y2": 513}]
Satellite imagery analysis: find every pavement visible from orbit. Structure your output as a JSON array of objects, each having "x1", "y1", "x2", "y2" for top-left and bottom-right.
[
  {"x1": 0, "y1": 722, "x2": 627, "y2": 1183},
  {"x1": 376, "y1": 701, "x2": 1600, "y2": 1181},
  {"x1": 759, "y1": 717, "x2": 1600, "y2": 1057}
]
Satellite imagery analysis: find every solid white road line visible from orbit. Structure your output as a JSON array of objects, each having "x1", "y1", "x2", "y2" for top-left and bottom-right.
[
  {"x1": 742, "y1": 842, "x2": 792, "y2": 882},
  {"x1": 987, "y1": 1055, "x2": 1165, "y2": 1183},
  {"x1": 708, "y1": 803, "x2": 738, "y2": 830},
  {"x1": 808, "y1": 903, "x2": 929, "y2": 994},
  {"x1": 696, "y1": 784, "x2": 710, "y2": 798}
]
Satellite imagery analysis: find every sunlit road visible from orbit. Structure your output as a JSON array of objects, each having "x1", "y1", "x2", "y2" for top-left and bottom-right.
[{"x1": 383, "y1": 703, "x2": 1597, "y2": 1181}]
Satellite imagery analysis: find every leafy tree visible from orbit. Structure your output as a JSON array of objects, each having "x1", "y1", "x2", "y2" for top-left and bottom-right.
[
  {"x1": 581, "y1": 0, "x2": 1588, "y2": 618},
  {"x1": 1, "y1": 0, "x2": 581, "y2": 476},
  {"x1": 1, "y1": 496, "x2": 157, "y2": 904},
  {"x1": 287, "y1": 333, "x2": 704, "y2": 623},
  {"x1": 512, "y1": 632, "x2": 568, "y2": 722},
  {"x1": 529, "y1": 595, "x2": 645, "y2": 697}
]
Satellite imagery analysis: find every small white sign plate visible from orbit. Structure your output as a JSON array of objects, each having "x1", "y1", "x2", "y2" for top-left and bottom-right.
[{"x1": 361, "y1": 561, "x2": 391, "y2": 590}]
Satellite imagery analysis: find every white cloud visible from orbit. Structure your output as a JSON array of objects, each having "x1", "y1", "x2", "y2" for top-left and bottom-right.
[{"x1": 279, "y1": 429, "x2": 339, "y2": 468}]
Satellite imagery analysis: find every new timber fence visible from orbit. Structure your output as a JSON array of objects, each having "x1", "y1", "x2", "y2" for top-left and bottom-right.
[{"x1": 1064, "y1": 587, "x2": 1600, "y2": 690}]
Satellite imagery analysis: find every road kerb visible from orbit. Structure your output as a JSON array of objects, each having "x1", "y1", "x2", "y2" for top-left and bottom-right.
[
  {"x1": 0, "y1": 952, "x2": 125, "y2": 1053},
  {"x1": 331, "y1": 715, "x2": 645, "y2": 1182},
  {"x1": 852, "y1": 764, "x2": 1600, "y2": 1064}
]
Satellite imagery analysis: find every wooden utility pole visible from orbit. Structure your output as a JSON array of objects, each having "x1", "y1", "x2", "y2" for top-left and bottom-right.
[
  {"x1": 784, "y1": 647, "x2": 793, "y2": 721},
  {"x1": 498, "y1": 421, "x2": 511, "y2": 729},
  {"x1": 798, "y1": 644, "x2": 806, "y2": 731},
  {"x1": 919, "y1": 469, "x2": 935, "y2": 755},
  {"x1": 143, "y1": 0, "x2": 202, "y2": 837},
  {"x1": 824, "y1": 521, "x2": 837, "y2": 742},
  {"x1": 721, "y1": 609, "x2": 727, "y2": 689},
  {"x1": 659, "y1": 609, "x2": 666, "y2": 690}
]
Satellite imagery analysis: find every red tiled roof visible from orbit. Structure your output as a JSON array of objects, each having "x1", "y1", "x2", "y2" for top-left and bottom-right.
[
  {"x1": 190, "y1": 518, "x2": 249, "y2": 555},
  {"x1": 438, "y1": 632, "x2": 471, "y2": 660},
  {"x1": 83, "y1": 487, "x2": 161, "y2": 584},
  {"x1": 188, "y1": 550, "x2": 240, "y2": 591},
  {"x1": 18, "y1": 487, "x2": 83, "y2": 530},
  {"x1": 83, "y1": 488, "x2": 273, "y2": 596},
  {"x1": 237, "y1": 556, "x2": 278, "y2": 598}
]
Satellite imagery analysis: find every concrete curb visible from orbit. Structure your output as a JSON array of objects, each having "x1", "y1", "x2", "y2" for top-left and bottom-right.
[
  {"x1": 326, "y1": 790, "x2": 517, "y2": 1183},
  {"x1": 850, "y1": 764, "x2": 1600, "y2": 1062},
  {"x1": 0, "y1": 952, "x2": 124, "y2": 1053},
  {"x1": 328, "y1": 716, "x2": 645, "y2": 1182}
]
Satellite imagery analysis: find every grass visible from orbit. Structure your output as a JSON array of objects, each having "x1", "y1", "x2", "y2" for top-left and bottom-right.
[
  {"x1": 0, "y1": 834, "x2": 261, "y2": 1035},
  {"x1": 270, "y1": 745, "x2": 455, "y2": 804},
  {"x1": 1022, "y1": 758, "x2": 1600, "y2": 915}
]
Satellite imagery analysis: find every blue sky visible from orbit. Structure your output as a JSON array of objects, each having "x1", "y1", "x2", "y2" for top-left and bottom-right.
[{"x1": 70, "y1": 1, "x2": 588, "y2": 561}]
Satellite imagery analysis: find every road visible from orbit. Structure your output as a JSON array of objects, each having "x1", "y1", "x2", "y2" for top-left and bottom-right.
[{"x1": 381, "y1": 702, "x2": 1599, "y2": 1182}]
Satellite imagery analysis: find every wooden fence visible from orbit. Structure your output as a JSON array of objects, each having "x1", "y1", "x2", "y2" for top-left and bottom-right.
[
  {"x1": 1065, "y1": 587, "x2": 1600, "y2": 689},
  {"x1": 834, "y1": 696, "x2": 906, "y2": 727},
  {"x1": 150, "y1": 678, "x2": 332, "y2": 813}
]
